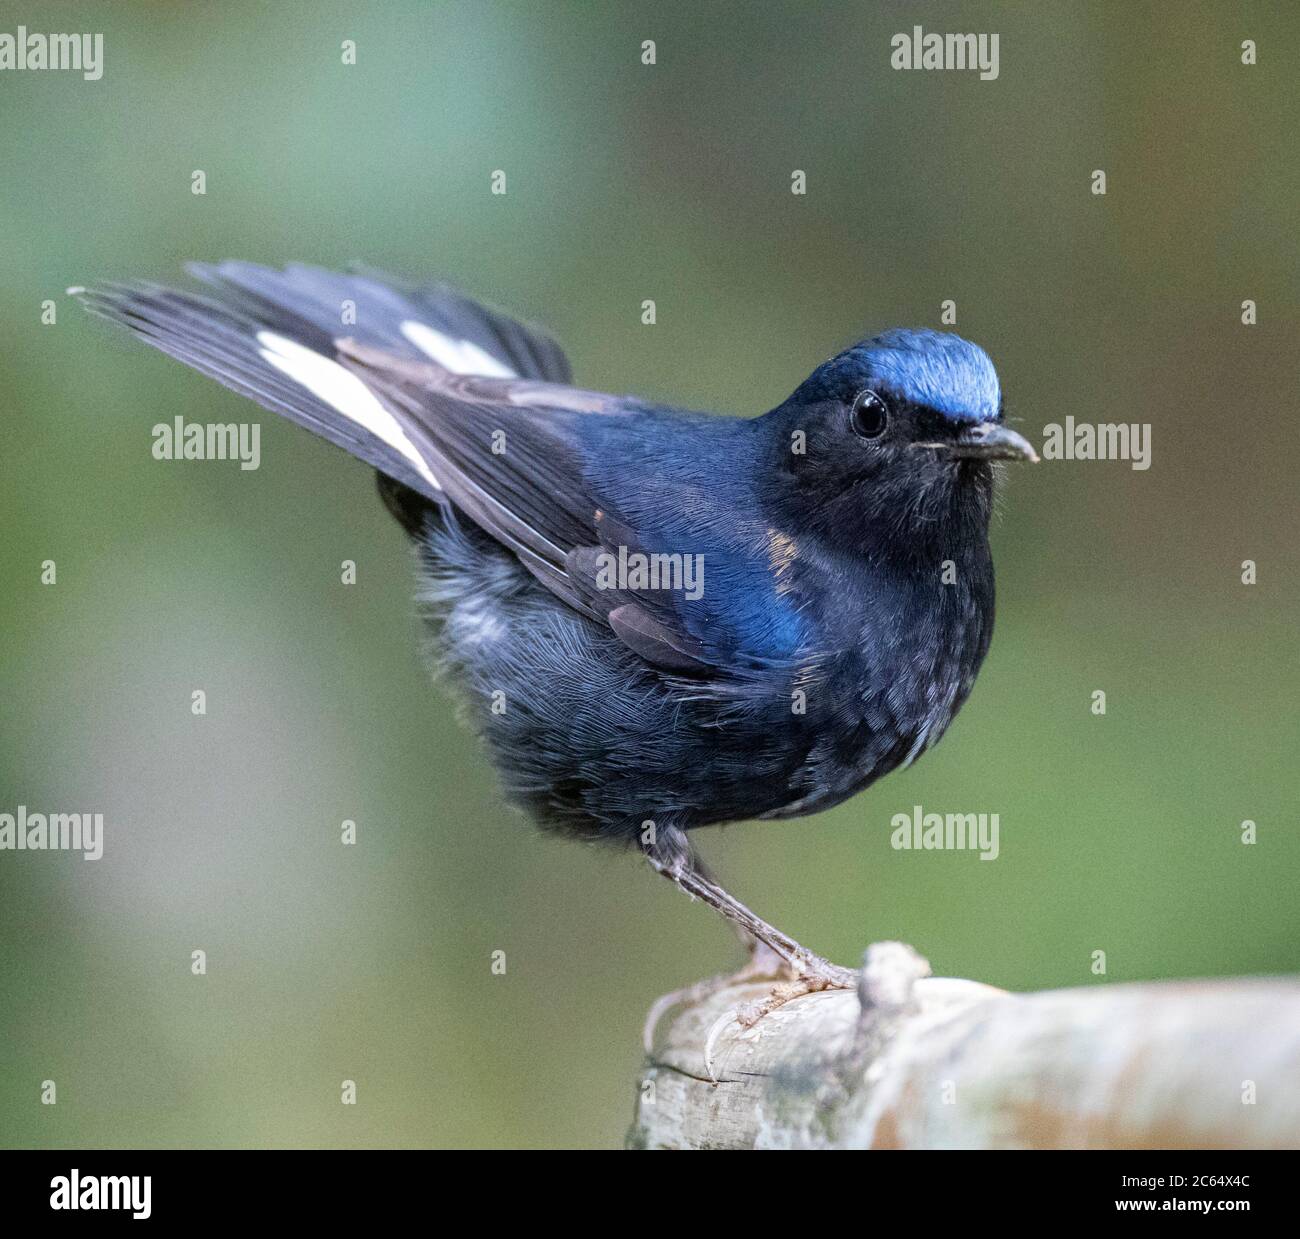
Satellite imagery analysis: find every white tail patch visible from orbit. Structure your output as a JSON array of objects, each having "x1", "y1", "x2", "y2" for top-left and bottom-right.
[
  {"x1": 256, "y1": 331, "x2": 441, "y2": 490},
  {"x1": 400, "y1": 320, "x2": 515, "y2": 377}
]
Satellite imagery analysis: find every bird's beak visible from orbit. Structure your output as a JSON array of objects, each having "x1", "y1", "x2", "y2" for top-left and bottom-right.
[{"x1": 943, "y1": 422, "x2": 1038, "y2": 463}]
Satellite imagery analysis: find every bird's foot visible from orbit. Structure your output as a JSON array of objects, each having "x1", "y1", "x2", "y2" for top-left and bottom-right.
[
  {"x1": 642, "y1": 941, "x2": 790, "y2": 1054},
  {"x1": 702, "y1": 951, "x2": 856, "y2": 1082},
  {"x1": 734, "y1": 954, "x2": 857, "y2": 1028}
]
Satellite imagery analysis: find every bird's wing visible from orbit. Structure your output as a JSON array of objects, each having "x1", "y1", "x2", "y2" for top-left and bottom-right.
[
  {"x1": 337, "y1": 343, "x2": 721, "y2": 671},
  {"x1": 72, "y1": 264, "x2": 747, "y2": 673},
  {"x1": 191, "y1": 260, "x2": 573, "y2": 385}
]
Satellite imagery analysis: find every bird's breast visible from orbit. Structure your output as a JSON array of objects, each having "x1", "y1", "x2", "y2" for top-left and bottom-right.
[{"x1": 758, "y1": 571, "x2": 993, "y2": 820}]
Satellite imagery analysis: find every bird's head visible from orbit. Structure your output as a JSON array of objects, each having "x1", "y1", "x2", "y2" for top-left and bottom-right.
[{"x1": 767, "y1": 329, "x2": 1035, "y2": 552}]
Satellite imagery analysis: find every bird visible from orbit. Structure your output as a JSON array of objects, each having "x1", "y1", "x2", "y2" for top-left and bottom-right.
[{"x1": 72, "y1": 263, "x2": 1036, "y2": 1047}]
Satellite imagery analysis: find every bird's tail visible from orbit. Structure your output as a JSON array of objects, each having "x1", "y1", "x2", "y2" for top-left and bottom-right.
[{"x1": 70, "y1": 261, "x2": 571, "y2": 502}]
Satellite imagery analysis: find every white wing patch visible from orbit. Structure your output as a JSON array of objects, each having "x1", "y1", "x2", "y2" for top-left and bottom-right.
[
  {"x1": 400, "y1": 320, "x2": 516, "y2": 378},
  {"x1": 256, "y1": 331, "x2": 441, "y2": 490}
]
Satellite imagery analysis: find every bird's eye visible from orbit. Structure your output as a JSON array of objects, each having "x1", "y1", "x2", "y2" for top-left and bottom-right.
[{"x1": 850, "y1": 390, "x2": 889, "y2": 439}]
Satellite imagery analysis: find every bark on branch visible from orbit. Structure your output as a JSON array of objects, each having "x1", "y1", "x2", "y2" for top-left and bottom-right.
[{"x1": 628, "y1": 944, "x2": 1300, "y2": 1149}]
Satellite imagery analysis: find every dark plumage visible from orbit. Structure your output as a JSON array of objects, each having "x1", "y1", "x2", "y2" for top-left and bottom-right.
[{"x1": 73, "y1": 263, "x2": 1036, "y2": 1014}]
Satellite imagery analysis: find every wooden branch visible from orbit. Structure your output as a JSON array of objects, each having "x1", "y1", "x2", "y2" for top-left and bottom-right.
[{"x1": 629, "y1": 943, "x2": 1300, "y2": 1149}]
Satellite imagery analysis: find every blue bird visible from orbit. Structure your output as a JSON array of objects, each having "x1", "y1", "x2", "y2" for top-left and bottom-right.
[{"x1": 73, "y1": 264, "x2": 1036, "y2": 1036}]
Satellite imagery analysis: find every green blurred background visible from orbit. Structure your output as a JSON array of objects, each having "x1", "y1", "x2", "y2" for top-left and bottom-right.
[{"x1": 1, "y1": 1, "x2": 1296, "y2": 1148}]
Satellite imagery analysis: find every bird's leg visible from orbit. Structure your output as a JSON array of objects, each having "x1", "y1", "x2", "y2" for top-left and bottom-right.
[{"x1": 641, "y1": 827, "x2": 856, "y2": 1054}]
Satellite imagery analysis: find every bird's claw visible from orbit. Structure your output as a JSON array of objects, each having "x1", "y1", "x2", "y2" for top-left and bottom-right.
[
  {"x1": 700, "y1": 957, "x2": 858, "y2": 1082},
  {"x1": 643, "y1": 948, "x2": 792, "y2": 1055}
]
